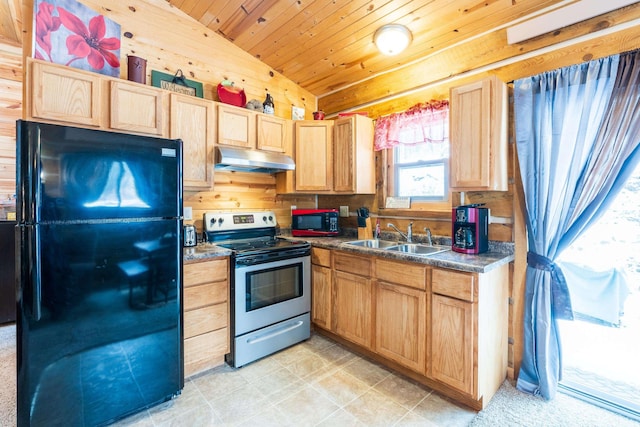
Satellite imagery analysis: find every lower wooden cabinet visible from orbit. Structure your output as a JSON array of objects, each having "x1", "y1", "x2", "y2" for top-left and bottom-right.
[
  {"x1": 310, "y1": 246, "x2": 509, "y2": 410},
  {"x1": 428, "y1": 265, "x2": 509, "y2": 404},
  {"x1": 183, "y1": 258, "x2": 229, "y2": 377},
  {"x1": 311, "y1": 248, "x2": 332, "y2": 329},
  {"x1": 430, "y1": 293, "x2": 474, "y2": 394},
  {"x1": 333, "y1": 270, "x2": 373, "y2": 349},
  {"x1": 375, "y1": 281, "x2": 426, "y2": 374}
]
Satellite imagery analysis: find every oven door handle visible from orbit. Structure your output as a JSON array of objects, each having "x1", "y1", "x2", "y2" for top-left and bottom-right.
[{"x1": 245, "y1": 320, "x2": 305, "y2": 345}]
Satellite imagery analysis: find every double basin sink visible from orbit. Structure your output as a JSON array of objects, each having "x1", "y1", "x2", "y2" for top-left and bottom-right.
[{"x1": 344, "y1": 239, "x2": 449, "y2": 256}]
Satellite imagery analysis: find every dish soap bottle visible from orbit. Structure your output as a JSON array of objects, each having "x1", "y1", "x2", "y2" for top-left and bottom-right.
[{"x1": 263, "y1": 93, "x2": 274, "y2": 115}]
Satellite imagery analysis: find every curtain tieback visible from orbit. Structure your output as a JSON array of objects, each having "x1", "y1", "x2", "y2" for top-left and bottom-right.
[{"x1": 526, "y1": 252, "x2": 574, "y2": 320}]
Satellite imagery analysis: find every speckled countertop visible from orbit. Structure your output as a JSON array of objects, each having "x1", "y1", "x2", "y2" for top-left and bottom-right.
[
  {"x1": 183, "y1": 242, "x2": 232, "y2": 263},
  {"x1": 183, "y1": 230, "x2": 514, "y2": 273},
  {"x1": 285, "y1": 234, "x2": 513, "y2": 274}
]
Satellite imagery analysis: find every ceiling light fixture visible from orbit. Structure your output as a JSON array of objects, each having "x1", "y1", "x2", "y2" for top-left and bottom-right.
[{"x1": 374, "y1": 24, "x2": 412, "y2": 56}]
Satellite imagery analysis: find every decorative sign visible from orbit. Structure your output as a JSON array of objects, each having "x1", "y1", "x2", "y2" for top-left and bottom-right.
[
  {"x1": 385, "y1": 197, "x2": 411, "y2": 209},
  {"x1": 151, "y1": 70, "x2": 203, "y2": 98},
  {"x1": 33, "y1": 0, "x2": 121, "y2": 77},
  {"x1": 291, "y1": 106, "x2": 305, "y2": 120}
]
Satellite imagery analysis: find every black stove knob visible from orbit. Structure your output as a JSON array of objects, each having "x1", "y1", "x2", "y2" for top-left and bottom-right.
[
  {"x1": 209, "y1": 217, "x2": 216, "y2": 225},
  {"x1": 219, "y1": 218, "x2": 224, "y2": 225},
  {"x1": 262, "y1": 215, "x2": 267, "y2": 222},
  {"x1": 269, "y1": 215, "x2": 273, "y2": 222}
]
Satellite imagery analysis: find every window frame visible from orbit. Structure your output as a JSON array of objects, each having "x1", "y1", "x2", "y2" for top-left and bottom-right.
[{"x1": 383, "y1": 147, "x2": 452, "y2": 212}]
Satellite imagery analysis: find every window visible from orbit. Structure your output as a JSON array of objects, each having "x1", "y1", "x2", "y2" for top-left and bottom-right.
[
  {"x1": 374, "y1": 100, "x2": 450, "y2": 210},
  {"x1": 394, "y1": 141, "x2": 448, "y2": 200}
]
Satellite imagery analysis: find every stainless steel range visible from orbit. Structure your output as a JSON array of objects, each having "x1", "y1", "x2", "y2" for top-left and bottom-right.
[{"x1": 204, "y1": 211, "x2": 311, "y2": 367}]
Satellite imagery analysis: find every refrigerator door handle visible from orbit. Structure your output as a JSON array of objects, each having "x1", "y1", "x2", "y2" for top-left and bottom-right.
[
  {"x1": 24, "y1": 225, "x2": 42, "y2": 321},
  {"x1": 32, "y1": 226, "x2": 41, "y2": 321}
]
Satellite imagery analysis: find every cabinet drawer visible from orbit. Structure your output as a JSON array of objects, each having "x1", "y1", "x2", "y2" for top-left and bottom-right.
[
  {"x1": 184, "y1": 303, "x2": 228, "y2": 338},
  {"x1": 311, "y1": 247, "x2": 331, "y2": 267},
  {"x1": 184, "y1": 328, "x2": 229, "y2": 377},
  {"x1": 375, "y1": 258, "x2": 427, "y2": 290},
  {"x1": 184, "y1": 258, "x2": 228, "y2": 287},
  {"x1": 333, "y1": 251, "x2": 371, "y2": 276},
  {"x1": 184, "y1": 281, "x2": 227, "y2": 311},
  {"x1": 432, "y1": 269, "x2": 475, "y2": 302}
]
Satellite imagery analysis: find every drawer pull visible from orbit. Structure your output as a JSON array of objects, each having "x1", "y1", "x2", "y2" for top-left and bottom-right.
[{"x1": 246, "y1": 320, "x2": 304, "y2": 345}]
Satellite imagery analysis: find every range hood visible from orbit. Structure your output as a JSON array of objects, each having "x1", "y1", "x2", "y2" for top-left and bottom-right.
[{"x1": 215, "y1": 146, "x2": 295, "y2": 173}]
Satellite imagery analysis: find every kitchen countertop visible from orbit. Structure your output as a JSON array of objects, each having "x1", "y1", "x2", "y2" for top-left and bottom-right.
[
  {"x1": 183, "y1": 243, "x2": 232, "y2": 263},
  {"x1": 294, "y1": 236, "x2": 513, "y2": 274},
  {"x1": 183, "y1": 233, "x2": 514, "y2": 273}
]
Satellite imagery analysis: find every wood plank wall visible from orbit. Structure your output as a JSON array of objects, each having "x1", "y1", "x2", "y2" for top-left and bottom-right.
[
  {"x1": 0, "y1": 40, "x2": 20, "y2": 199},
  {"x1": 10, "y1": 0, "x2": 319, "y2": 228}
]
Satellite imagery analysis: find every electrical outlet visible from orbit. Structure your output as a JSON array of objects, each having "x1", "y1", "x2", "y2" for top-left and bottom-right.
[
  {"x1": 183, "y1": 206, "x2": 193, "y2": 220},
  {"x1": 339, "y1": 206, "x2": 349, "y2": 217}
]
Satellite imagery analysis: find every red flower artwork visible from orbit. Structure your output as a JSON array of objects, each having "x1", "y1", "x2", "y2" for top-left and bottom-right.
[
  {"x1": 57, "y1": 7, "x2": 120, "y2": 70},
  {"x1": 35, "y1": 2, "x2": 61, "y2": 61}
]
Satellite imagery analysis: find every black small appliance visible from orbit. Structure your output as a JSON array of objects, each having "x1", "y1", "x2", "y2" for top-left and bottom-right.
[{"x1": 452, "y1": 204, "x2": 489, "y2": 254}]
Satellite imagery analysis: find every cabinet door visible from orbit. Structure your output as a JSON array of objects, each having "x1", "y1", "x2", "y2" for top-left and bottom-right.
[
  {"x1": 332, "y1": 270, "x2": 372, "y2": 348},
  {"x1": 430, "y1": 293, "x2": 475, "y2": 396},
  {"x1": 170, "y1": 94, "x2": 215, "y2": 189},
  {"x1": 376, "y1": 282, "x2": 426, "y2": 374},
  {"x1": 295, "y1": 121, "x2": 334, "y2": 191},
  {"x1": 449, "y1": 75, "x2": 507, "y2": 191},
  {"x1": 311, "y1": 264, "x2": 332, "y2": 330},
  {"x1": 29, "y1": 60, "x2": 102, "y2": 127},
  {"x1": 110, "y1": 81, "x2": 166, "y2": 136},
  {"x1": 218, "y1": 104, "x2": 256, "y2": 148},
  {"x1": 257, "y1": 114, "x2": 287, "y2": 152},
  {"x1": 333, "y1": 116, "x2": 375, "y2": 194}
]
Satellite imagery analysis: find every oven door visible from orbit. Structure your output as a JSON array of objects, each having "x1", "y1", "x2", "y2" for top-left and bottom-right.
[{"x1": 234, "y1": 255, "x2": 310, "y2": 336}]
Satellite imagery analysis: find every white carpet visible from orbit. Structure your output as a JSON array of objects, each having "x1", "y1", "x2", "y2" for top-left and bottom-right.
[
  {"x1": 471, "y1": 380, "x2": 639, "y2": 427},
  {"x1": 0, "y1": 324, "x2": 16, "y2": 427}
]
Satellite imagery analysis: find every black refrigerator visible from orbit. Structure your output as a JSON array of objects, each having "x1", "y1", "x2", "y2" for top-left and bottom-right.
[{"x1": 16, "y1": 120, "x2": 184, "y2": 426}]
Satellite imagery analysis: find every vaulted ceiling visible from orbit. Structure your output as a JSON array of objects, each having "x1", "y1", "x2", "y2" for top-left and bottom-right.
[
  {"x1": 167, "y1": 0, "x2": 579, "y2": 97},
  {"x1": 1, "y1": 0, "x2": 638, "y2": 101}
]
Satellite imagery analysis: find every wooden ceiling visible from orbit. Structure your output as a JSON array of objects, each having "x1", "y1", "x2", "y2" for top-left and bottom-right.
[
  {"x1": 1, "y1": 0, "x2": 637, "y2": 101},
  {"x1": 167, "y1": 0, "x2": 577, "y2": 97}
]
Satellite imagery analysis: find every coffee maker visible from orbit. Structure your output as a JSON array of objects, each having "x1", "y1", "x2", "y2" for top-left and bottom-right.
[{"x1": 452, "y1": 204, "x2": 489, "y2": 254}]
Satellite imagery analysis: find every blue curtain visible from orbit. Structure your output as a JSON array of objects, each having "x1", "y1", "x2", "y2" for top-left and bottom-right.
[{"x1": 514, "y1": 49, "x2": 640, "y2": 399}]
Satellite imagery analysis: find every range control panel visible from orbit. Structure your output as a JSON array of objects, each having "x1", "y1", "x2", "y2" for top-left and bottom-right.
[{"x1": 204, "y1": 211, "x2": 277, "y2": 232}]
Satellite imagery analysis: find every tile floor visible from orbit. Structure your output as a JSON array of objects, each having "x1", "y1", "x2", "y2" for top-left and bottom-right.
[{"x1": 114, "y1": 333, "x2": 477, "y2": 426}]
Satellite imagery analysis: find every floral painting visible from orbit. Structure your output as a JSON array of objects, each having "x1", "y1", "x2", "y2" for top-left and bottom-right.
[{"x1": 34, "y1": 0, "x2": 121, "y2": 76}]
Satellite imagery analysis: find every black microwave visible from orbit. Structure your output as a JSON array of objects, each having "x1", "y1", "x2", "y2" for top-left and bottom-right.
[{"x1": 291, "y1": 209, "x2": 339, "y2": 237}]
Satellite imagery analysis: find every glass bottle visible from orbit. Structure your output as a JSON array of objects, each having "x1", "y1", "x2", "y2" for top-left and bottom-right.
[{"x1": 263, "y1": 93, "x2": 274, "y2": 115}]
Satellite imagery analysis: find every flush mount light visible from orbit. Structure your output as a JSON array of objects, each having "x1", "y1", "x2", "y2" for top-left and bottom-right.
[{"x1": 374, "y1": 24, "x2": 412, "y2": 56}]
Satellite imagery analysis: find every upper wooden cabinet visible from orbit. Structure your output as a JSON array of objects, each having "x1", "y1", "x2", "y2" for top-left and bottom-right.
[
  {"x1": 294, "y1": 120, "x2": 334, "y2": 192},
  {"x1": 27, "y1": 58, "x2": 168, "y2": 137},
  {"x1": 110, "y1": 80, "x2": 167, "y2": 136},
  {"x1": 449, "y1": 75, "x2": 508, "y2": 191},
  {"x1": 28, "y1": 59, "x2": 102, "y2": 127},
  {"x1": 257, "y1": 114, "x2": 287, "y2": 152},
  {"x1": 333, "y1": 115, "x2": 375, "y2": 194},
  {"x1": 170, "y1": 93, "x2": 216, "y2": 189},
  {"x1": 287, "y1": 117, "x2": 375, "y2": 194},
  {"x1": 217, "y1": 104, "x2": 257, "y2": 148}
]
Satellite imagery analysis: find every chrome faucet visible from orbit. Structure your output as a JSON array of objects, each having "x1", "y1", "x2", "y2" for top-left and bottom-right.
[
  {"x1": 388, "y1": 222, "x2": 413, "y2": 243},
  {"x1": 424, "y1": 227, "x2": 433, "y2": 246}
]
